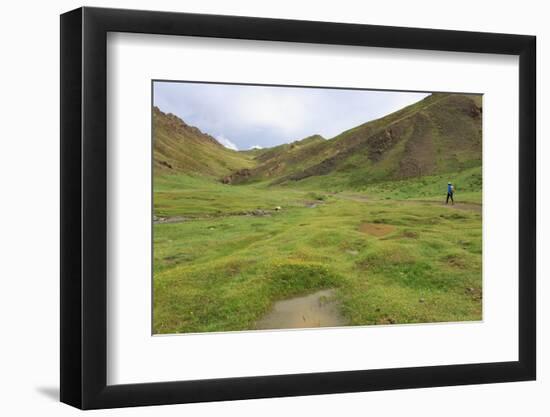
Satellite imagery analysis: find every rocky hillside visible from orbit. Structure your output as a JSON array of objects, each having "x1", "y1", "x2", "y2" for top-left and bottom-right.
[{"x1": 228, "y1": 93, "x2": 482, "y2": 186}]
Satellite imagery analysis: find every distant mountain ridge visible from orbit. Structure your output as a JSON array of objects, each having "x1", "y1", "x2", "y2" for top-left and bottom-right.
[{"x1": 153, "y1": 93, "x2": 482, "y2": 187}]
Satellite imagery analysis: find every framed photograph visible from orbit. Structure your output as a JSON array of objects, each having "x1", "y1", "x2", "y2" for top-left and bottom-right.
[{"x1": 60, "y1": 7, "x2": 536, "y2": 409}]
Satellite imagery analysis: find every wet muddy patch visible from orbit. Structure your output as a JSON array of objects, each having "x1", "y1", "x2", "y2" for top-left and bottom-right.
[
  {"x1": 154, "y1": 215, "x2": 189, "y2": 224},
  {"x1": 255, "y1": 289, "x2": 347, "y2": 330},
  {"x1": 153, "y1": 208, "x2": 276, "y2": 224},
  {"x1": 358, "y1": 222, "x2": 395, "y2": 237}
]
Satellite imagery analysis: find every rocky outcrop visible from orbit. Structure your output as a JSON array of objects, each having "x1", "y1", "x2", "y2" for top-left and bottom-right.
[{"x1": 222, "y1": 168, "x2": 252, "y2": 184}]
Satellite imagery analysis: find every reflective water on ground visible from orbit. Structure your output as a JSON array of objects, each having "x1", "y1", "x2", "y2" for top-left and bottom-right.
[{"x1": 255, "y1": 289, "x2": 348, "y2": 330}]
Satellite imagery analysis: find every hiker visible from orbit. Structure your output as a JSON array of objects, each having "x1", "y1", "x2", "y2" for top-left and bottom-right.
[{"x1": 446, "y1": 182, "x2": 455, "y2": 205}]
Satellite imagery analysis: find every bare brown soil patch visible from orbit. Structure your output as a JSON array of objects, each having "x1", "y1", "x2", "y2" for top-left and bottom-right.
[
  {"x1": 358, "y1": 222, "x2": 396, "y2": 237},
  {"x1": 444, "y1": 254, "x2": 467, "y2": 269}
]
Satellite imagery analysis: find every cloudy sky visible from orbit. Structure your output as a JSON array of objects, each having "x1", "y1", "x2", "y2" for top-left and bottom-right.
[{"x1": 153, "y1": 81, "x2": 430, "y2": 151}]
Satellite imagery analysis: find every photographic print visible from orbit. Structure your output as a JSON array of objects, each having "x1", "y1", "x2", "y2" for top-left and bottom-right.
[{"x1": 152, "y1": 81, "x2": 482, "y2": 334}]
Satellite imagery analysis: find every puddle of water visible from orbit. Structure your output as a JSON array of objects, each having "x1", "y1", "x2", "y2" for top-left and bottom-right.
[{"x1": 255, "y1": 289, "x2": 347, "y2": 330}]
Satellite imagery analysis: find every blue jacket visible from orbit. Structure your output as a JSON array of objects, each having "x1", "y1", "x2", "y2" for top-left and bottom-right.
[{"x1": 448, "y1": 184, "x2": 453, "y2": 193}]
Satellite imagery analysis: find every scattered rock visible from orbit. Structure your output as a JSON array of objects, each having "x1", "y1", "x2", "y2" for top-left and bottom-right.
[
  {"x1": 158, "y1": 160, "x2": 173, "y2": 169},
  {"x1": 346, "y1": 250, "x2": 359, "y2": 256},
  {"x1": 377, "y1": 316, "x2": 396, "y2": 325},
  {"x1": 419, "y1": 298, "x2": 425, "y2": 303},
  {"x1": 469, "y1": 104, "x2": 482, "y2": 118},
  {"x1": 275, "y1": 206, "x2": 282, "y2": 211}
]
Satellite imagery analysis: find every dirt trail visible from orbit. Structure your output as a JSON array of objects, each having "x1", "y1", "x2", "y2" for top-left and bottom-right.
[
  {"x1": 335, "y1": 193, "x2": 370, "y2": 203},
  {"x1": 443, "y1": 202, "x2": 481, "y2": 213},
  {"x1": 334, "y1": 193, "x2": 481, "y2": 214},
  {"x1": 411, "y1": 200, "x2": 482, "y2": 214},
  {"x1": 255, "y1": 289, "x2": 348, "y2": 330}
]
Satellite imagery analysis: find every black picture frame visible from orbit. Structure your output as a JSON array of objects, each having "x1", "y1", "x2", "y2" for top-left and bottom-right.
[{"x1": 60, "y1": 6, "x2": 536, "y2": 410}]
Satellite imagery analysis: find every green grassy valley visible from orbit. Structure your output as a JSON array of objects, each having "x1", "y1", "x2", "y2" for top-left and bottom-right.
[{"x1": 152, "y1": 92, "x2": 482, "y2": 334}]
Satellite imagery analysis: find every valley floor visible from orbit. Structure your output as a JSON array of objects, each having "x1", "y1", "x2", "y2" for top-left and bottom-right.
[{"x1": 153, "y1": 172, "x2": 482, "y2": 334}]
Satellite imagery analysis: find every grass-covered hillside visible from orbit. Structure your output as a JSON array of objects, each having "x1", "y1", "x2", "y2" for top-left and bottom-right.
[
  {"x1": 153, "y1": 107, "x2": 255, "y2": 177},
  {"x1": 152, "y1": 92, "x2": 483, "y2": 334},
  {"x1": 228, "y1": 93, "x2": 482, "y2": 187}
]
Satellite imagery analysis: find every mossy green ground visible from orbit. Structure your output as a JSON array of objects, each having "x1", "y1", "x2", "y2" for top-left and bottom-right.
[{"x1": 153, "y1": 169, "x2": 482, "y2": 334}]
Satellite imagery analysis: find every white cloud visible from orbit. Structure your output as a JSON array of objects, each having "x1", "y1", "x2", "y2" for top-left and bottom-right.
[
  {"x1": 154, "y1": 82, "x2": 430, "y2": 150},
  {"x1": 216, "y1": 134, "x2": 238, "y2": 151},
  {"x1": 249, "y1": 145, "x2": 263, "y2": 150},
  {"x1": 234, "y1": 88, "x2": 307, "y2": 135}
]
